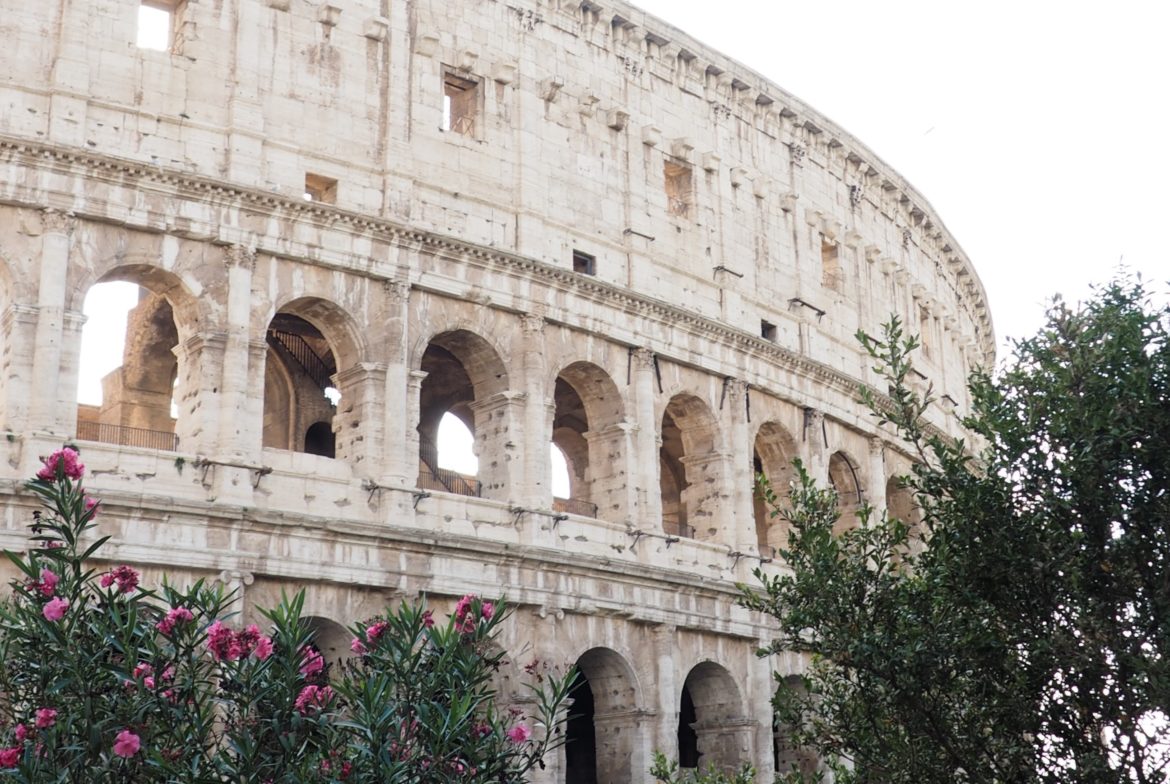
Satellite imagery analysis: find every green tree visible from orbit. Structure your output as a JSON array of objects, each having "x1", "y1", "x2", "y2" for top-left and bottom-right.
[{"x1": 742, "y1": 279, "x2": 1170, "y2": 784}]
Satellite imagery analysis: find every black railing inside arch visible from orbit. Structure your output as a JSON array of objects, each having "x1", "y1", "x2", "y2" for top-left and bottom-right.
[
  {"x1": 267, "y1": 330, "x2": 336, "y2": 396},
  {"x1": 76, "y1": 421, "x2": 179, "y2": 452}
]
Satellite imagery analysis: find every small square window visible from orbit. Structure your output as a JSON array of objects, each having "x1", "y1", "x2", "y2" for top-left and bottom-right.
[
  {"x1": 442, "y1": 72, "x2": 479, "y2": 136},
  {"x1": 761, "y1": 320, "x2": 776, "y2": 342},
  {"x1": 572, "y1": 250, "x2": 596, "y2": 276},
  {"x1": 304, "y1": 173, "x2": 338, "y2": 204},
  {"x1": 137, "y1": 0, "x2": 185, "y2": 52},
  {"x1": 664, "y1": 160, "x2": 694, "y2": 218}
]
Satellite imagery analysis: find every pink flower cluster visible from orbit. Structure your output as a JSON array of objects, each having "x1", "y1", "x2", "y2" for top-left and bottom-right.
[
  {"x1": 156, "y1": 607, "x2": 195, "y2": 635},
  {"x1": 294, "y1": 685, "x2": 335, "y2": 715},
  {"x1": 453, "y1": 594, "x2": 494, "y2": 634},
  {"x1": 36, "y1": 448, "x2": 84, "y2": 482},
  {"x1": 0, "y1": 747, "x2": 18, "y2": 768},
  {"x1": 506, "y1": 723, "x2": 531, "y2": 744},
  {"x1": 299, "y1": 647, "x2": 325, "y2": 677},
  {"x1": 113, "y1": 729, "x2": 140, "y2": 758},
  {"x1": 206, "y1": 621, "x2": 273, "y2": 662},
  {"x1": 29, "y1": 568, "x2": 58, "y2": 598},
  {"x1": 350, "y1": 620, "x2": 391, "y2": 654},
  {"x1": 99, "y1": 565, "x2": 140, "y2": 594},
  {"x1": 43, "y1": 596, "x2": 68, "y2": 622}
]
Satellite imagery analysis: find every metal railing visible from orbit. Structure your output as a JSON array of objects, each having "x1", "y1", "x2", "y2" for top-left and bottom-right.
[
  {"x1": 76, "y1": 421, "x2": 179, "y2": 452},
  {"x1": 267, "y1": 330, "x2": 335, "y2": 393},
  {"x1": 662, "y1": 517, "x2": 695, "y2": 539},
  {"x1": 552, "y1": 496, "x2": 598, "y2": 518},
  {"x1": 417, "y1": 444, "x2": 482, "y2": 498}
]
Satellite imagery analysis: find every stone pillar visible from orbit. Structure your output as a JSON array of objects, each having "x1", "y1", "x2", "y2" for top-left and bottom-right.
[
  {"x1": 173, "y1": 331, "x2": 227, "y2": 457},
  {"x1": 631, "y1": 349, "x2": 662, "y2": 529},
  {"x1": 519, "y1": 313, "x2": 550, "y2": 509},
  {"x1": 216, "y1": 245, "x2": 258, "y2": 461},
  {"x1": 726, "y1": 380, "x2": 757, "y2": 552},
  {"x1": 749, "y1": 651, "x2": 777, "y2": 782},
  {"x1": 803, "y1": 407, "x2": 827, "y2": 485},
  {"x1": 693, "y1": 719, "x2": 756, "y2": 775},
  {"x1": 403, "y1": 370, "x2": 427, "y2": 488},
  {"x1": 583, "y1": 421, "x2": 637, "y2": 524},
  {"x1": 679, "y1": 453, "x2": 734, "y2": 543},
  {"x1": 594, "y1": 709, "x2": 653, "y2": 784},
  {"x1": 0, "y1": 304, "x2": 37, "y2": 433},
  {"x1": 379, "y1": 281, "x2": 412, "y2": 487},
  {"x1": 867, "y1": 436, "x2": 886, "y2": 519},
  {"x1": 652, "y1": 624, "x2": 678, "y2": 758},
  {"x1": 55, "y1": 310, "x2": 86, "y2": 437},
  {"x1": 29, "y1": 209, "x2": 75, "y2": 436},
  {"x1": 332, "y1": 362, "x2": 388, "y2": 477},
  {"x1": 468, "y1": 390, "x2": 525, "y2": 503}
]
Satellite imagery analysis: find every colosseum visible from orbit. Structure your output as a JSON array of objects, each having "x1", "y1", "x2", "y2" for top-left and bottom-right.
[{"x1": 0, "y1": 0, "x2": 993, "y2": 780}]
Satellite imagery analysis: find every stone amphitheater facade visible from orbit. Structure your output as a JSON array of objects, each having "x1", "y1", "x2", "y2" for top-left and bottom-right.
[{"x1": 0, "y1": 0, "x2": 993, "y2": 780}]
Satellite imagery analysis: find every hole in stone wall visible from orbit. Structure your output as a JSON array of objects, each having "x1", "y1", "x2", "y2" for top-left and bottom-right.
[
  {"x1": 821, "y1": 235, "x2": 842, "y2": 292},
  {"x1": 304, "y1": 173, "x2": 338, "y2": 204},
  {"x1": 136, "y1": 0, "x2": 185, "y2": 52},
  {"x1": 664, "y1": 160, "x2": 694, "y2": 218},
  {"x1": 572, "y1": 249, "x2": 596, "y2": 276},
  {"x1": 442, "y1": 71, "x2": 479, "y2": 136},
  {"x1": 437, "y1": 412, "x2": 477, "y2": 475}
]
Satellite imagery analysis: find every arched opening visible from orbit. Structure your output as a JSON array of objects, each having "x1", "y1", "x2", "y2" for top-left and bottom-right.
[
  {"x1": 679, "y1": 662, "x2": 747, "y2": 773},
  {"x1": 660, "y1": 395, "x2": 723, "y2": 540},
  {"x1": 262, "y1": 312, "x2": 340, "y2": 456},
  {"x1": 828, "y1": 451, "x2": 863, "y2": 534},
  {"x1": 303, "y1": 616, "x2": 350, "y2": 674},
  {"x1": 417, "y1": 330, "x2": 508, "y2": 499},
  {"x1": 304, "y1": 421, "x2": 335, "y2": 458},
  {"x1": 75, "y1": 277, "x2": 186, "y2": 451},
  {"x1": 567, "y1": 647, "x2": 640, "y2": 784},
  {"x1": 550, "y1": 363, "x2": 624, "y2": 520},
  {"x1": 753, "y1": 421, "x2": 797, "y2": 557},
  {"x1": 565, "y1": 676, "x2": 597, "y2": 784}
]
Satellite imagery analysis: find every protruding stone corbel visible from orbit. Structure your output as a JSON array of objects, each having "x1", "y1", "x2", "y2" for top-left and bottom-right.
[
  {"x1": 844, "y1": 230, "x2": 864, "y2": 249},
  {"x1": 414, "y1": 32, "x2": 440, "y2": 57},
  {"x1": 670, "y1": 137, "x2": 694, "y2": 162},
  {"x1": 701, "y1": 152, "x2": 721, "y2": 172},
  {"x1": 606, "y1": 109, "x2": 629, "y2": 131},
  {"x1": 266, "y1": 0, "x2": 289, "y2": 10},
  {"x1": 458, "y1": 49, "x2": 479, "y2": 73},
  {"x1": 492, "y1": 62, "x2": 517, "y2": 84},
  {"x1": 779, "y1": 192, "x2": 799, "y2": 213},
  {"x1": 641, "y1": 125, "x2": 661, "y2": 147},
  {"x1": 362, "y1": 16, "x2": 389, "y2": 41},
  {"x1": 865, "y1": 244, "x2": 883, "y2": 264},
  {"x1": 578, "y1": 91, "x2": 601, "y2": 117},
  {"x1": 318, "y1": 4, "x2": 341, "y2": 27},
  {"x1": 540, "y1": 75, "x2": 565, "y2": 102},
  {"x1": 729, "y1": 167, "x2": 748, "y2": 188},
  {"x1": 752, "y1": 176, "x2": 770, "y2": 200}
]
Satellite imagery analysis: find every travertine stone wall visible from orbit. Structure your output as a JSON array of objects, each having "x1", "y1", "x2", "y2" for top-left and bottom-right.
[{"x1": 0, "y1": 0, "x2": 992, "y2": 780}]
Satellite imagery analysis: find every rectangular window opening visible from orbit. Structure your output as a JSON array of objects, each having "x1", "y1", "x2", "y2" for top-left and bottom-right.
[
  {"x1": 304, "y1": 173, "x2": 338, "y2": 204},
  {"x1": 137, "y1": 0, "x2": 183, "y2": 51},
  {"x1": 761, "y1": 320, "x2": 777, "y2": 342},
  {"x1": 821, "y1": 235, "x2": 842, "y2": 292},
  {"x1": 664, "y1": 160, "x2": 694, "y2": 218},
  {"x1": 572, "y1": 250, "x2": 596, "y2": 276},
  {"x1": 442, "y1": 72, "x2": 479, "y2": 136}
]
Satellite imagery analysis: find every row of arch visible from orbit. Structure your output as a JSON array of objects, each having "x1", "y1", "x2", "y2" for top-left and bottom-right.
[{"x1": 302, "y1": 615, "x2": 791, "y2": 780}]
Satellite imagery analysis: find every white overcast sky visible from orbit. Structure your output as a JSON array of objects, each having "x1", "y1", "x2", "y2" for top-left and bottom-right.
[{"x1": 634, "y1": 0, "x2": 1170, "y2": 358}]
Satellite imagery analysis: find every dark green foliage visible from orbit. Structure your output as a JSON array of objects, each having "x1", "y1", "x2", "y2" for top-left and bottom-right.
[{"x1": 742, "y1": 279, "x2": 1170, "y2": 784}]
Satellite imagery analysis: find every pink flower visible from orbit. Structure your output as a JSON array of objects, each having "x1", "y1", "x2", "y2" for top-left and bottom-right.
[
  {"x1": 0, "y1": 747, "x2": 19, "y2": 768},
  {"x1": 156, "y1": 607, "x2": 194, "y2": 635},
  {"x1": 36, "y1": 448, "x2": 84, "y2": 482},
  {"x1": 366, "y1": 621, "x2": 389, "y2": 642},
  {"x1": 422, "y1": 610, "x2": 435, "y2": 628},
  {"x1": 42, "y1": 597, "x2": 68, "y2": 622},
  {"x1": 34, "y1": 709, "x2": 56, "y2": 730},
  {"x1": 253, "y1": 635, "x2": 274, "y2": 661},
  {"x1": 37, "y1": 569, "x2": 58, "y2": 597},
  {"x1": 480, "y1": 601, "x2": 495, "y2": 620},
  {"x1": 506, "y1": 724, "x2": 531, "y2": 744},
  {"x1": 13, "y1": 724, "x2": 27, "y2": 742},
  {"x1": 294, "y1": 685, "x2": 334, "y2": 715},
  {"x1": 84, "y1": 496, "x2": 99, "y2": 516},
  {"x1": 100, "y1": 565, "x2": 139, "y2": 594},
  {"x1": 112, "y1": 729, "x2": 140, "y2": 758},
  {"x1": 206, "y1": 621, "x2": 234, "y2": 661},
  {"x1": 299, "y1": 648, "x2": 324, "y2": 677},
  {"x1": 350, "y1": 638, "x2": 367, "y2": 654}
]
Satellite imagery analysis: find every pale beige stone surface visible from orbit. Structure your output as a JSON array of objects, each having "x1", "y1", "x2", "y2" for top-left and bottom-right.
[{"x1": 0, "y1": 0, "x2": 992, "y2": 779}]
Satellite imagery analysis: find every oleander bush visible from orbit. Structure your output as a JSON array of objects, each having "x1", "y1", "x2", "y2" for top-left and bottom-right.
[{"x1": 0, "y1": 448, "x2": 575, "y2": 783}]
